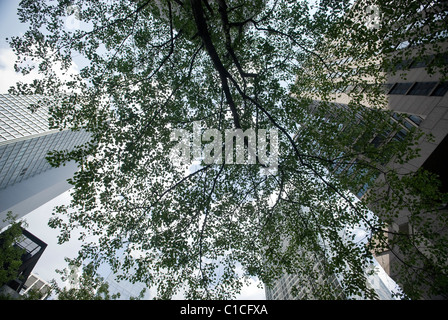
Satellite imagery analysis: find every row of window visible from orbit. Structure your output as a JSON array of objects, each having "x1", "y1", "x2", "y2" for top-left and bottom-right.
[
  {"x1": 0, "y1": 136, "x2": 57, "y2": 189},
  {"x1": 266, "y1": 274, "x2": 301, "y2": 300},
  {"x1": 0, "y1": 94, "x2": 93, "y2": 188},
  {"x1": 333, "y1": 81, "x2": 448, "y2": 97},
  {"x1": 0, "y1": 130, "x2": 90, "y2": 189},
  {"x1": 390, "y1": 52, "x2": 448, "y2": 71},
  {"x1": 386, "y1": 81, "x2": 448, "y2": 96},
  {"x1": 333, "y1": 110, "x2": 422, "y2": 198},
  {"x1": 0, "y1": 95, "x2": 51, "y2": 142},
  {"x1": 266, "y1": 258, "x2": 344, "y2": 299},
  {"x1": 330, "y1": 51, "x2": 447, "y2": 79}
]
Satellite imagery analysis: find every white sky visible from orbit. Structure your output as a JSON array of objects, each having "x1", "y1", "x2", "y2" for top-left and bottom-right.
[
  {"x1": 0, "y1": 0, "x2": 400, "y2": 300},
  {"x1": 0, "y1": 0, "x2": 265, "y2": 300}
]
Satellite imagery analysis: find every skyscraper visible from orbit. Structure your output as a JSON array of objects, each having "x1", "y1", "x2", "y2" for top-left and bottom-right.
[
  {"x1": 266, "y1": 0, "x2": 448, "y2": 299},
  {"x1": 104, "y1": 270, "x2": 150, "y2": 300},
  {"x1": 0, "y1": 94, "x2": 91, "y2": 229},
  {"x1": 0, "y1": 94, "x2": 151, "y2": 300},
  {"x1": 324, "y1": 7, "x2": 448, "y2": 299}
]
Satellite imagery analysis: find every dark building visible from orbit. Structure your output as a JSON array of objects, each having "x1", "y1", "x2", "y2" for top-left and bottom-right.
[{"x1": 1, "y1": 228, "x2": 47, "y2": 296}]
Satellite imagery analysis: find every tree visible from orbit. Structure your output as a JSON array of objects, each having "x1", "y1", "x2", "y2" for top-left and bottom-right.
[
  {"x1": 0, "y1": 213, "x2": 27, "y2": 290},
  {"x1": 0, "y1": 214, "x2": 50, "y2": 300},
  {"x1": 8, "y1": 0, "x2": 448, "y2": 299}
]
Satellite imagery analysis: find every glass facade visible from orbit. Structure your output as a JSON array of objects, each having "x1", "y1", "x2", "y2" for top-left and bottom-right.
[
  {"x1": 265, "y1": 268, "x2": 343, "y2": 300},
  {"x1": 0, "y1": 94, "x2": 50, "y2": 142},
  {"x1": 0, "y1": 130, "x2": 91, "y2": 190},
  {"x1": 0, "y1": 94, "x2": 91, "y2": 190},
  {"x1": 105, "y1": 273, "x2": 150, "y2": 300}
]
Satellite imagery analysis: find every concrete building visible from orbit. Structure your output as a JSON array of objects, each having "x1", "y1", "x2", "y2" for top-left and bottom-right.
[
  {"x1": 266, "y1": 1, "x2": 447, "y2": 299},
  {"x1": 0, "y1": 94, "x2": 91, "y2": 230},
  {"x1": 19, "y1": 273, "x2": 52, "y2": 299},
  {"x1": 325, "y1": 12, "x2": 448, "y2": 298}
]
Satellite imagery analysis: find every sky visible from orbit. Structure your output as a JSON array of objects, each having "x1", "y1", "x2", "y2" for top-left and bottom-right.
[
  {"x1": 0, "y1": 0, "x2": 265, "y2": 299},
  {"x1": 0, "y1": 0, "x2": 402, "y2": 301}
]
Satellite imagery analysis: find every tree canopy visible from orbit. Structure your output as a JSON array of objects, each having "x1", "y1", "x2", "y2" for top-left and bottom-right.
[{"x1": 8, "y1": 0, "x2": 448, "y2": 299}]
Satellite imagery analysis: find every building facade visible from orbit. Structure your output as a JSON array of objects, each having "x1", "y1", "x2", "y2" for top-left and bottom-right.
[
  {"x1": 328, "y1": 29, "x2": 448, "y2": 300},
  {"x1": 0, "y1": 94, "x2": 91, "y2": 229},
  {"x1": 105, "y1": 271, "x2": 150, "y2": 300},
  {"x1": 19, "y1": 273, "x2": 52, "y2": 299},
  {"x1": 0, "y1": 228, "x2": 48, "y2": 298},
  {"x1": 267, "y1": 1, "x2": 447, "y2": 299}
]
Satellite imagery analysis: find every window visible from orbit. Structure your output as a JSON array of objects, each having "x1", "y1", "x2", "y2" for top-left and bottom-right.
[
  {"x1": 433, "y1": 52, "x2": 448, "y2": 66},
  {"x1": 391, "y1": 112, "x2": 402, "y2": 122},
  {"x1": 431, "y1": 82, "x2": 448, "y2": 97},
  {"x1": 335, "y1": 161, "x2": 348, "y2": 174},
  {"x1": 389, "y1": 83, "x2": 413, "y2": 95},
  {"x1": 343, "y1": 85, "x2": 354, "y2": 93},
  {"x1": 355, "y1": 171, "x2": 379, "y2": 198},
  {"x1": 356, "y1": 182, "x2": 369, "y2": 198},
  {"x1": 382, "y1": 83, "x2": 394, "y2": 94},
  {"x1": 346, "y1": 160, "x2": 358, "y2": 176},
  {"x1": 407, "y1": 82, "x2": 437, "y2": 96},
  {"x1": 15, "y1": 236, "x2": 40, "y2": 256},
  {"x1": 396, "y1": 41, "x2": 410, "y2": 50},
  {"x1": 393, "y1": 128, "x2": 408, "y2": 142},
  {"x1": 393, "y1": 59, "x2": 413, "y2": 71},
  {"x1": 398, "y1": 222, "x2": 409, "y2": 235},
  {"x1": 403, "y1": 120, "x2": 414, "y2": 130},
  {"x1": 409, "y1": 55, "x2": 434, "y2": 69},
  {"x1": 370, "y1": 129, "x2": 391, "y2": 148},
  {"x1": 19, "y1": 168, "x2": 28, "y2": 176},
  {"x1": 408, "y1": 114, "x2": 423, "y2": 126}
]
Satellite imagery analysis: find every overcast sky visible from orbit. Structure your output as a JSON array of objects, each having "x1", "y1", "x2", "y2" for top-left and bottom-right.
[
  {"x1": 0, "y1": 0, "x2": 265, "y2": 299},
  {"x1": 0, "y1": 0, "x2": 402, "y2": 301}
]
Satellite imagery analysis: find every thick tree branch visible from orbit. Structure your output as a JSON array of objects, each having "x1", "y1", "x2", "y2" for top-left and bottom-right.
[
  {"x1": 217, "y1": 0, "x2": 258, "y2": 81},
  {"x1": 190, "y1": 0, "x2": 241, "y2": 129}
]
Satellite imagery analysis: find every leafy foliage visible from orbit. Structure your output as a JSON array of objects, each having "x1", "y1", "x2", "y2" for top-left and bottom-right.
[
  {"x1": 50, "y1": 260, "x2": 122, "y2": 300},
  {"x1": 8, "y1": 0, "x2": 448, "y2": 299},
  {"x1": 0, "y1": 213, "x2": 27, "y2": 289}
]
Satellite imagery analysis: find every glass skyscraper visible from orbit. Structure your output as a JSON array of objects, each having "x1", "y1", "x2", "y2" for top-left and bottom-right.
[{"x1": 0, "y1": 94, "x2": 90, "y2": 229}]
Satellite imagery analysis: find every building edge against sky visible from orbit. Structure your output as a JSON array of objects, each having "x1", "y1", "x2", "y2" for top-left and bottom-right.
[
  {"x1": 0, "y1": 94, "x2": 91, "y2": 230},
  {"x1": 0, "y1": 93, "x2": 155, "y2": 299},
  {"x1": 329, "y1": 3, "x2": 448, "y2": 298},
  {"x1": 2, "y1": 1, "x2": 445, "y2": 301}
]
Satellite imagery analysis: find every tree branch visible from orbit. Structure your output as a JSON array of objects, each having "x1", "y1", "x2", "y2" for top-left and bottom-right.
[
  {"x1": 190, "y1": 0, "x2": 242, "y2": 129},
  {"x1": 198, "y1": 163, "x2": 224, "y2": 298},
  {"x1": 217, "y1": 0, "x2": 258, "y2": 81}
]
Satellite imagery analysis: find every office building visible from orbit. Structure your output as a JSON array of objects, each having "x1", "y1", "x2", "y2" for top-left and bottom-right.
[
  {"x1": 1, "y1": 94, "x2": 152, "y2": 299},
  {"x1": 265, "y1": 265, "x2": 344, "y2": 300},
  {"x1": 326, "y1": 5, "x2": 448, "y2": 298},
  {"x1": 266, "y1": 0, "x2": 447, "y2": 299},
  {"x1": 0, "y1": 228, "x2": 48, "y2": 298},
  {"x1": 19, "y1": 273, "x2": 52, "y2": 299},
  {"x1": 105, "y1": 271, "x2": 150, "y2": 300},
  {"x1": 0, "y1": 94, "x2": 91, "y2": 229}
]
